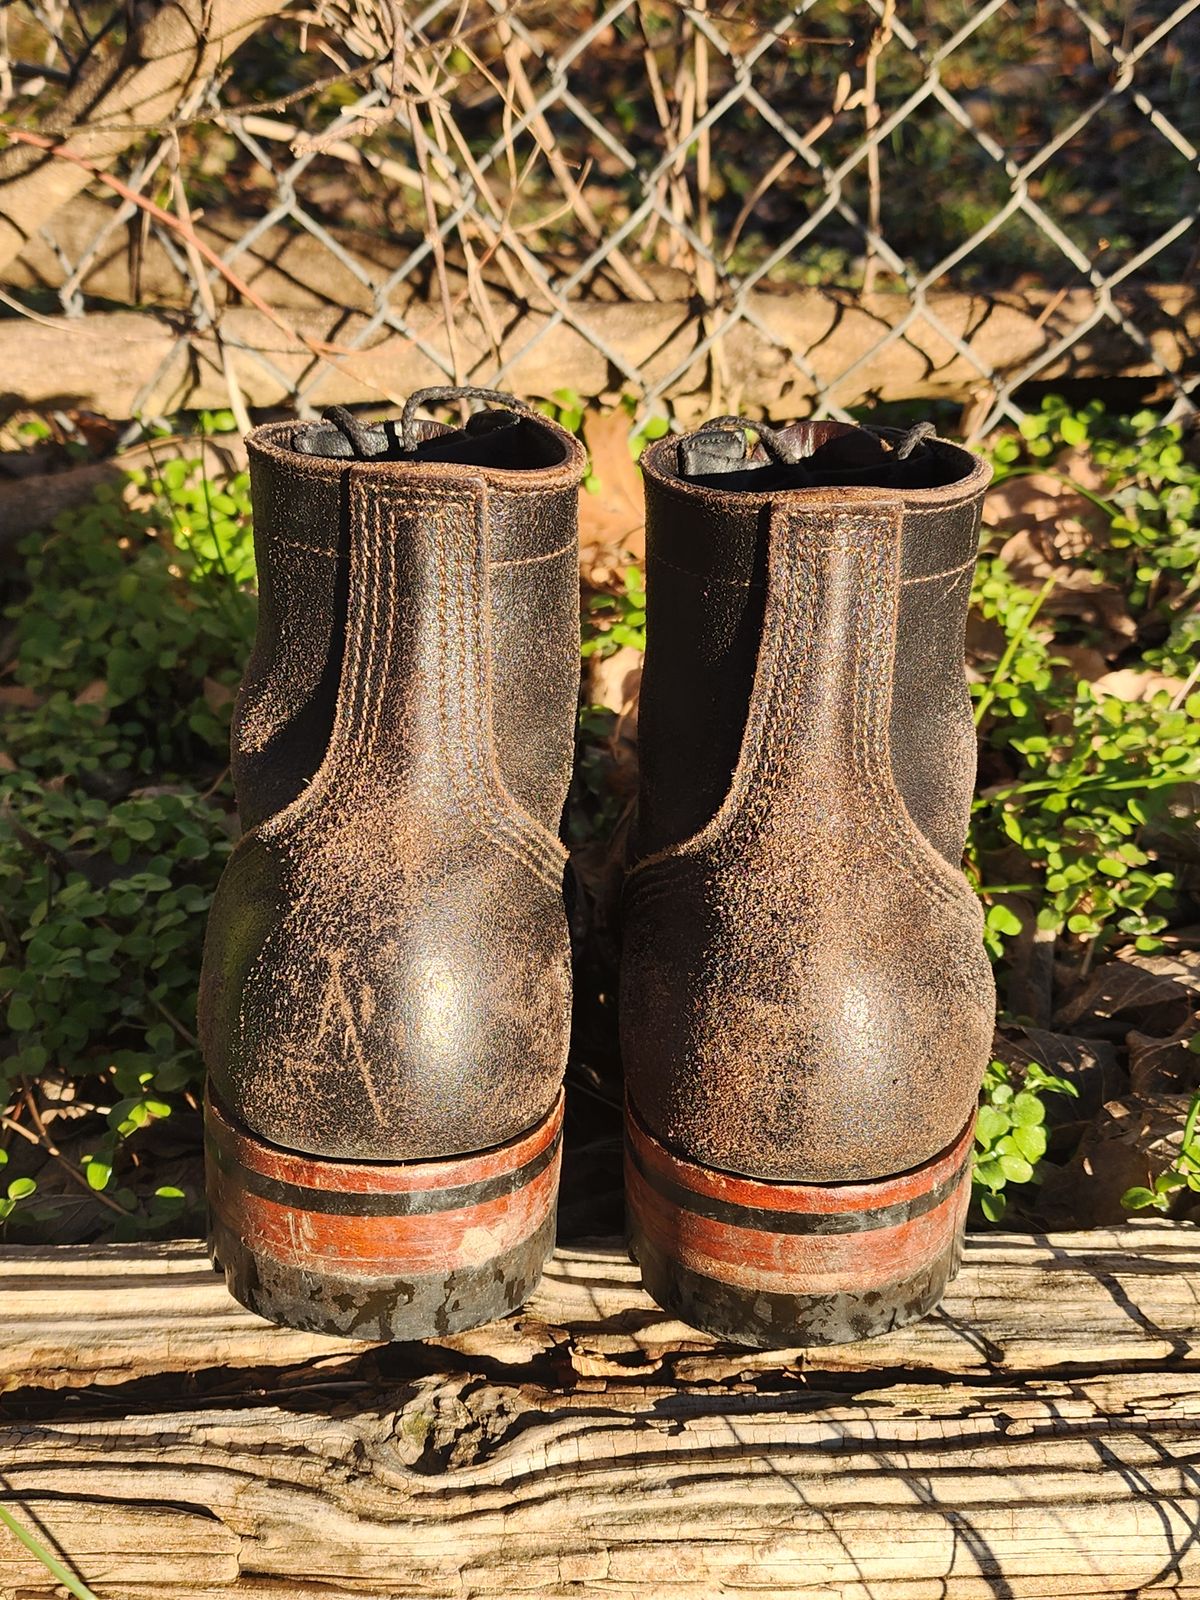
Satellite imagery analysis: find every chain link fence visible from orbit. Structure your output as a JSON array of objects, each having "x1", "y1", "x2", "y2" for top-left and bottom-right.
[{"x1": 1, "y1": 0, "x2": 1198, "y2": 438}]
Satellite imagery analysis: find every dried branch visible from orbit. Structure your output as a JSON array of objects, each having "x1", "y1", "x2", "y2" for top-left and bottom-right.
[
  {"x1": 861, "y1": 0, "x2": 896, "y2": 296},
  {"x1": 0, "y1": 0, "x2": 280, "y2": 274},
  {"x1": 2, "y1": 125, "x2": 407, "y2": 406}
]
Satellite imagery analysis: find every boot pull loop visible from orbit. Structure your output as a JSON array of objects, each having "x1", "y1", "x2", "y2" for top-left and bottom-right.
[
  {"x1": 320, "y1": 405, "x2": 379, "y2": 460},
  {"x1": 862, "y1": 420, "x2": 938, "y2": 461},
  {"x1": 895, "y1": 421, "x2": 937, "y2": 459},
  {"x1": 693, "y1": 416, "x2": 806, "y2": 466},
  {"x1": 400, "y1": 385, "x2": 540, "y2": 452},
  {"x1": 696, "y1": 416, "x2": 938, "y2": 467}
]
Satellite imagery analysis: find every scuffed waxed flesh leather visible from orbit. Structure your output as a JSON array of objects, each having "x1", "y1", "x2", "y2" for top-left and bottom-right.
[
  {"x1": 622, "y1": 427, "x2": 993, "y2": 1183},
  {"x1": 199, "y1": 414, "x2": 586, "y2": 1162},
  {"x1": 632, "y1": 486, "x2": 768, "y2": 855},
  {"x1": 890, "y1": 505, "x2": 985, "y2": 865},
  {"x1": 230, "y1": 449, "x2": 346, "y2": 831}
]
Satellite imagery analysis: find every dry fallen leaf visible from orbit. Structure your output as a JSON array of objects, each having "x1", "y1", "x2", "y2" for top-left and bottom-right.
[
  {"x1": 1092, "y1": 667, "x2": 1184, "y2": 702},
  {"x1": 1055, "y1": 956, "x2": 1196, "y2": 1036},
  {"x1": 1116, "y1": 946, "x2": 1200, "y2": 994},
  {"x1": 985, "y1": 472, "x2": 1108, "y2": 558},
  {"x1": 73, "y1": 678, "x2": 108, "y2": 706},
  {"x1": 984, "y1": 466, "x2": 1140, "y2": 654},
  {"x1": 585, "y1": 645, "x2": 642, "y2": 717},
  {"x1": 203, "y1": 677, "x2": 235, "y2": 713},
  {"x1": 1128, "y1": 1023, "x2": 1200, "y2": 1098},
  {"x1": 992, "y1": 1022, "x2": 1124, "y2": 1121},
  {"x1": 1037, "y1": 1092, "x2": 1195, "y2": 1227},
  {"x1": 1054, "y1": 446, "x2": 1109, "y2": 494},
  {"x1": 578, "y1": 411, "x2": 645, "y2": 573},
  {"x1": 1055, "y1": 644, "x2": 1110, "y2": 683},
  {"x1": 0, "y1": 684, "x2": 42, "y2": 708},
  {"x1": 998, "y1": 527, "x2": 1137, "y2": 645}
]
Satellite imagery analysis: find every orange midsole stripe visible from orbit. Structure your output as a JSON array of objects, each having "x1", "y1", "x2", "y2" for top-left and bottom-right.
[
  {"x1": 206, "y1": 1088, "x2": 564, "y2": 1195},
  {"x1": 209, "y1": 1149, "x2": 560, "y2": 1275},
  {"x1": 626, "y1": 1099, "x2": 974, "y2": 1215},
  {"x1": 626, "y1": 1157, "x2": 968, "y2": 1293}
]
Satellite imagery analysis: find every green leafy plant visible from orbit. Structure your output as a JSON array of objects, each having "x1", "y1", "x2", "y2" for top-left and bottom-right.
[
  {"x1": 581, "y1": 566, "x2": 646, "y2": 659},
  {"x1": 1122, "y1": 1088, "x2": 1200, "y2": 1214},
  {"x1": 626, "y1": 403, "x2": 670, "y2": 459},
  {"x1": 971, "y1": 403, "x2": 1200, "y2": 967},
  {"x1": 0, "y1": 1149, "x2": 36, "y2": 1224},
  {"x1": 992, "y1": 398, "x2": 1200, "y2": 643},
  {"x1": 0, "y1": 452, "x2": 253, "y2": 1228},
  {"x1": 536, "y1": 387, "x2": 586, "y2": 437},
  {"x1": 973, "y1": 1059, "x2": 1079, "y2": 1222},
  {"x1": 970, "y1": 656, "x2": 1195, "y2": 958},
  {"x1": 538, "y1": 388, "x2": 669, "y2": 489},
  {"x1": 536, "y1": 388, "x2": 600, "y2": 493},
  {"x1": 568, "y1": 705, "x2": 626, "y2": 847}
]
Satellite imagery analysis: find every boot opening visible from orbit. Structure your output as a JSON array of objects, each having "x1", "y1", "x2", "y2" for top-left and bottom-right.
[
  {"x1": 288, "y1": 407, "x2": 569, "y2": 471},
  {"x1": 674, "y1": 419, "x2": 974, "y2": 493}
]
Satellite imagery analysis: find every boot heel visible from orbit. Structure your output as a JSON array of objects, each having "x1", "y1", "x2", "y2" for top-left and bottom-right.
[
  {"x1": 625, "y1": 1099, "x2": 973, "y2": 1349},
  {"x1": 206, "y1": 1087, "x2": 563, "y2": 1340}
]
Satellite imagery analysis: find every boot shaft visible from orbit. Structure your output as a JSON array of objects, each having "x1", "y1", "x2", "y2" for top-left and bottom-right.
[
  {"x1": 234, "y1": 407, "x2": 584, "y2": 841},
  {"x1": 635, "y1": 421, "x2": 990, "y2": 863}
]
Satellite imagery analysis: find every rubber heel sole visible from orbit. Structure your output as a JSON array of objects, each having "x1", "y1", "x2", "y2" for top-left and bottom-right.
[
  {"x1": 625, "y1": 1099, "x2": 974, "y2": 1349},
  {"x1": 205, "y1": 1086, "x2": 563, "y2": 1341}
]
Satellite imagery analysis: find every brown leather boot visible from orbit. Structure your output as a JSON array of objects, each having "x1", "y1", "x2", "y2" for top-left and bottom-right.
[
  {"x1": 199, "y1": 388, "x2": 586, "y2": 1339},
  {"x1": 622, "y1": 417, "x2": 993, "y2": 1347}
]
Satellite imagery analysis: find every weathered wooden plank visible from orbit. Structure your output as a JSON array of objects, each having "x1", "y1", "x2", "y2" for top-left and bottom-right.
[
  {"x1": 2, "y1": 1367, "x2": 1198, "y2": 1596},
  {"x1": 1, "y1": 1226, "x2": 1197, "y2": 1599},
  {"x1": 2, "y1": 281, "x2": 1195, "y2": 423},
  {"x1": 2, "y1": 1225, "x2": 1197, "y2": 1392}
]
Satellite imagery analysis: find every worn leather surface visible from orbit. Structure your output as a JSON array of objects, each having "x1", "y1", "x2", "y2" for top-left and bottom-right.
[
  {"x1": 199, "y1": 406, "x2": 585, "y2": 1162},
  {"x1": 622, "y1": 423, "x2": 994, "y2": 1183}
]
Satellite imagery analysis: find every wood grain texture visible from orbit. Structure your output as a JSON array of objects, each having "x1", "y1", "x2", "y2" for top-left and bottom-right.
[{"x1": 1, "y1": 1225, "x2": 1198, "y2": 1599}]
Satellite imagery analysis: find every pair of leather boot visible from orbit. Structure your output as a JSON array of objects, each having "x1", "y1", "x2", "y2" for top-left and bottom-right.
[{"x1": 199, "y1": 386, "x2": 993, "y2": 1349}]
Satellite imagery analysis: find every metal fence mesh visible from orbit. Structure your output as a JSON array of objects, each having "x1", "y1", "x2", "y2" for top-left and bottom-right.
[{"x1": 2, "y1": 0, "x2": 1198, "y2": 436}]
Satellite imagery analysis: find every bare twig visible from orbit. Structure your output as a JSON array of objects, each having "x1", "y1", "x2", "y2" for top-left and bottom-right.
[
  {"x1": 861, "y1": 0, "x2": 895, "y2": 296},
  {"x1": 724, "y1": 148, "x2": 795, "y2": 263},
  {"x1": 148, "y1": 990, "x2": 200, "y2": 1051},
  {"x1": 14, "y1": 1084, "x2": 131, "y2": 1217},
  {"x1": 690, "y1": 0, "x2": 727, "y2": 407},
  {"x1": 169, "y1": 143, "x2": 252, "y2": 435},
  {"x1": 369, "y1": 5, "x2": 464, "y2": 386},
  {"x1": 0, "y1": 283, "x2": 71, "y2": 328},
  {"x1": 1169, "y1": 656, "x2": 1200, "y2": 711},
  {"x1": 494, "y1": 19, "x2": 654, "y2": 302},
  {"x1": 1, "y1": 7, "x2": 509, "y2": 140},
  {"x1": 1, "y1": 125, "x2": 409, "y2": 406},
  {"x1": 242, "y1": 112, "x2": 452, "y2": 204},
  {"x1": 200, "y1": 764, "x2": 232, "y2": 802}
]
